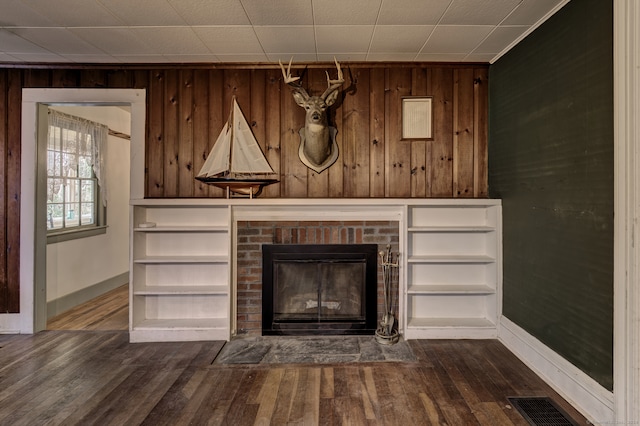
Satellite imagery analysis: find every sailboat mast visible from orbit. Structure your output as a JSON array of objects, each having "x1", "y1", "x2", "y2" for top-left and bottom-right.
[{"x1": 226, "y1": 99, "x2": 236, "y2": 178}]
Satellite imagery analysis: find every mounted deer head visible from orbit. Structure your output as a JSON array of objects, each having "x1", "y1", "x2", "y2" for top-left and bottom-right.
[{"x1": 280, "y1": 57, "x2": 344, "y2": 173}]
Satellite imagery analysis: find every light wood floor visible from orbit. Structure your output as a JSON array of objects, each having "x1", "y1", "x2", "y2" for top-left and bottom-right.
[
  {"x1": 0, "y1": 287, "x2": 588, "y2": 425},
  {"x1": 47, "y1": 284, "x2": 129, "y2": 331}
]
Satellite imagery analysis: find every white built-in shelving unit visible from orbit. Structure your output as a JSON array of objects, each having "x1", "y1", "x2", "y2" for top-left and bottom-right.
[
  {"x1": 129, "y1": 198, "x2": 501, "y2": 342},
  {"x1": 404, "y1": 201, "x2": 501, "y2": 339},
  {"x1": 129, "y1": 200, "x2": 231, "y2": 342}
]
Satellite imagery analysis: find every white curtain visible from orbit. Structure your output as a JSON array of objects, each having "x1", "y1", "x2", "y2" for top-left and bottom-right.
[{"x1": 48, "y1": 110, "x2": 109, "y2": 206}]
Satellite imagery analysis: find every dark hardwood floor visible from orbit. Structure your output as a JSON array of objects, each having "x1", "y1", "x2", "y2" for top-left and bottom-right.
[{"x1": 0, "y1": 288, "x2": 588, "y2": 425}]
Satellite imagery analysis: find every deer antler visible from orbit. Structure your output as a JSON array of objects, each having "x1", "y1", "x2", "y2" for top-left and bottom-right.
[
  {"x1": 321, "y1": 57, "x2": 344, "y2": 100},
  {"x1": 279, "y1": 57, "x2": 301, "y2": 86}
]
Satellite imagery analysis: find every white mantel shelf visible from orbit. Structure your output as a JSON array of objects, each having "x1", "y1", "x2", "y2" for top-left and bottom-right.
[
  {"x1": 129, "y1": 198, "x2": 502, "y2": 342},
  {"x1": 132, "y1": 198, "x2": 500, "y2": 207}
]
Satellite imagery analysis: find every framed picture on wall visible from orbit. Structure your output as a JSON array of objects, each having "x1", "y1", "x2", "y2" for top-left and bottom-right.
[{"x1": 401, "y1": 96, "x2": 433, "y2": 140}]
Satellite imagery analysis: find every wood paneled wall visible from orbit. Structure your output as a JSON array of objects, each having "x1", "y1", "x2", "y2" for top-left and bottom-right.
[
  {"x1": 143, "y1": 65, "x2": 488, "y2": 198},
  {"x1": 0, "y1": 63, "x2": 488, "y2": 313}
]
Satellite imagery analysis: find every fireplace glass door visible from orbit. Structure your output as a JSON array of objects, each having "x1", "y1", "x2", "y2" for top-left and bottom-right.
[
  {"x1": 274, "y1": 261, "x2": 366, "y2": 322},
  {"x1": 262, "y1": 244, "x2": 378, "y2": 335}
]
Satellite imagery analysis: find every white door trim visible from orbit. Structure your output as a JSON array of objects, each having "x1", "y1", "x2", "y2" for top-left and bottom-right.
[
  {"x1": 18, "y1": 88, "x2": 145, "y2": 333},
  {"x1": 613, "y1": 0, "x2": 640, "y2": 423}
]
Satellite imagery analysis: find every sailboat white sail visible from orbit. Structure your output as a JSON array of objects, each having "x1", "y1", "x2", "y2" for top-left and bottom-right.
[{"x1": 196, "y1": 98, "x2": 278, "y2": 196}]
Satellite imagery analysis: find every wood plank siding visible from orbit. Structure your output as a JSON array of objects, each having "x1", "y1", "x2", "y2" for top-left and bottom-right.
[{"x1": 0, "y1": 63, "x2": 488, "y2": 313}]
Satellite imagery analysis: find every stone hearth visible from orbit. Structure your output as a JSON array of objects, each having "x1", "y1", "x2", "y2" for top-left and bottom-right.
[{"x1": 214, "y1": 336, "x2": 416, "y2": 364}]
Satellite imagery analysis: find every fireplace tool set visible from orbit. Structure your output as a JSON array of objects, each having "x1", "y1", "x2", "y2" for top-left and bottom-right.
[{"x1": 376, "y1": 244, "x2": 400, "y2": 344}]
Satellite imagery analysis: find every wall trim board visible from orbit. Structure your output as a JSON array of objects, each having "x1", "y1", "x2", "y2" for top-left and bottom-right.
[
  {"x1": 46, "y1": 272, "x2": 128, "y2": 319},
  {"x1": 0, "y1": 315, "x2": 20, "y2": 334},
  {"x1": 613, "y1": 0, "x2": 640, "y2": 422},
  {"x1": 499, "y1": 316, "x2": 614, "y2": 424}
]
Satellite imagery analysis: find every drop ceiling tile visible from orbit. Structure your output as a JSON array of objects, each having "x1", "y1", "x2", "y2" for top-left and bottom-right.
[
  {"x1": 502, "y1": 0, "x2": 567, "y2": 25},
  {"x1": 241, "y1": 0, "x2": 313, "y2": 25},
  {"x1": 472, "y1": 26, "x2": 528, "y2": 54},
  {"x1": 167, "y1": 0, "x2": 251, "y2": 25},
  {"x1": 63, "y1": 54, "x2": 122, "y2": 63},
  {"x1": 161, "y1": 54, "x2": 222, "y2": 62},
  {"x1": 312, "y1": 0, "x2": 381, "y2": 25},
  {"x1": 254, "y1": 26, "x2": 315, "y2": 54},
  {"x1": 440, "y1": 0, "x2": 520, "y2": 25},
  {"x1": 317, "y1": 53, "x2": 367, "y2": 62},
  {"x1": 112, "y1": 54, "x2": 171, "y2": 63},
  {"x1": 21, "y1": 0, "x2": 125, "y2": 26},
  {"x1": 366, "y1": 52, "x2": 418, "y2": 61},
  {"x1": 414, "y1": 52, "x2": 468, "y2": 62},
  {"x1": 462, "y1": 52, "x2": 495, "y2": 62},
  {"x1": 128, "y1": 27, "x2": 210, "y2": 55},
  {"x1": 193, "y1": 26, "x2": 263, "y2": 54},
  {"x1": 8, "y1": 28, "x2": 106, "y2": 55},
  {"x1": 98, "y1": 0, "x2": 187, "y2": 26},
  {"x1": 8, "y1": 52, "x2": 69, "y2": 62},
  {"x1": 0, "y1": 53, "x2": 22, "y2": 62},
  {"x1": 266, "y1": 52, "x2": 317, "y2": 63},
  {"x1": 0, "y1": 0, "x2": 571, "y2": 64},
  {"x1": 369, "y1": 25, "x2": 433, "y2": 53},
  {"x1": 421, "y1": 25, "x2": 493, "y2": 54},
  {"x1": 214, "y1": 53, "x2": 271, "y2": 62},
  {"x1": 0, "y1": 0, "x2": 58, "y2": 26},
  {"x1": 70, "y1": 28, "x2": 157, "y2": 55},
  {"x1": 315, "y1": 26, "x2": 374, "y2": 53},
  {"x1": 0, "y1": 29, "x2": 51, "y2": 54},
  {"x1": 376, "y1": 0, "x2": 451, "y2": 25}
]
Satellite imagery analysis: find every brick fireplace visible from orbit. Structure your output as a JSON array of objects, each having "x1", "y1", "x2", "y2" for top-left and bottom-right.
[{"x1": 236, "y1": 220, "x2": 400, "y2": 335}]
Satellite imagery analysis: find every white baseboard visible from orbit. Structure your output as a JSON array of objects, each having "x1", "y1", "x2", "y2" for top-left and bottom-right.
[
  {"x1": 47, "y1": 272, "x2": 128, "y2": 319},
  {"x1": 0, "y1": 314, "x2": 21, "y2": 334},
  {"x1": 499, "y1": 316, "x2": 614, "y2": 424}
]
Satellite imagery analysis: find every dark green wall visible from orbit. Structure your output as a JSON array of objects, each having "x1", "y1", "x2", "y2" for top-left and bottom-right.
[{"x1": 489, "y1": 0, "x2": 613, "y2": 390}]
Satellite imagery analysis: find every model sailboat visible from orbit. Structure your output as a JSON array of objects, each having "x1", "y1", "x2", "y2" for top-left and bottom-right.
[{"x1": 196, "y1": 98, "x2": 278, "y2": 197}]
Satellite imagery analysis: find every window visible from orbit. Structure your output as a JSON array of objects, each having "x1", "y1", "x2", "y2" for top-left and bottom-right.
[{"x1": 47, "y1": 110, "x2": 108, "y2": 241}]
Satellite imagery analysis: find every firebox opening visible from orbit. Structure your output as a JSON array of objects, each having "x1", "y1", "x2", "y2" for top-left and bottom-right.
[{"x1": 262, "y1": 244, "x2": 378, "y2": 336}]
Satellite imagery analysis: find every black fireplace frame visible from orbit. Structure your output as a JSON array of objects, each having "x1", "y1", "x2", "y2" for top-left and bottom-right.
[{"x1": 262, "y1": 244, "x2": 378, "y2": 335}]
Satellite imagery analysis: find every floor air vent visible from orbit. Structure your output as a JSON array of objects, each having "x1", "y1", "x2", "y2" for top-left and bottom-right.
[{"x1": 508, "y1": 397, "x2": 578, "y2": 426}]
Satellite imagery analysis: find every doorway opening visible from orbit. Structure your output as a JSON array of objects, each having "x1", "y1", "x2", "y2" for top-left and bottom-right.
[
  {"x1": 44, "y1": 105, "x2": 131, "y2": 331},
  {"x1": 20, "y1": 89, "x2": 146, "y2": 334}
]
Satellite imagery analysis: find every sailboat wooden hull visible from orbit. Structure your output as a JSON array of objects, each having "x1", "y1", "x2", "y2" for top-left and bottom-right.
[{"x1": 195, "y1": 176, "x2": 279, "y2": 196}]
